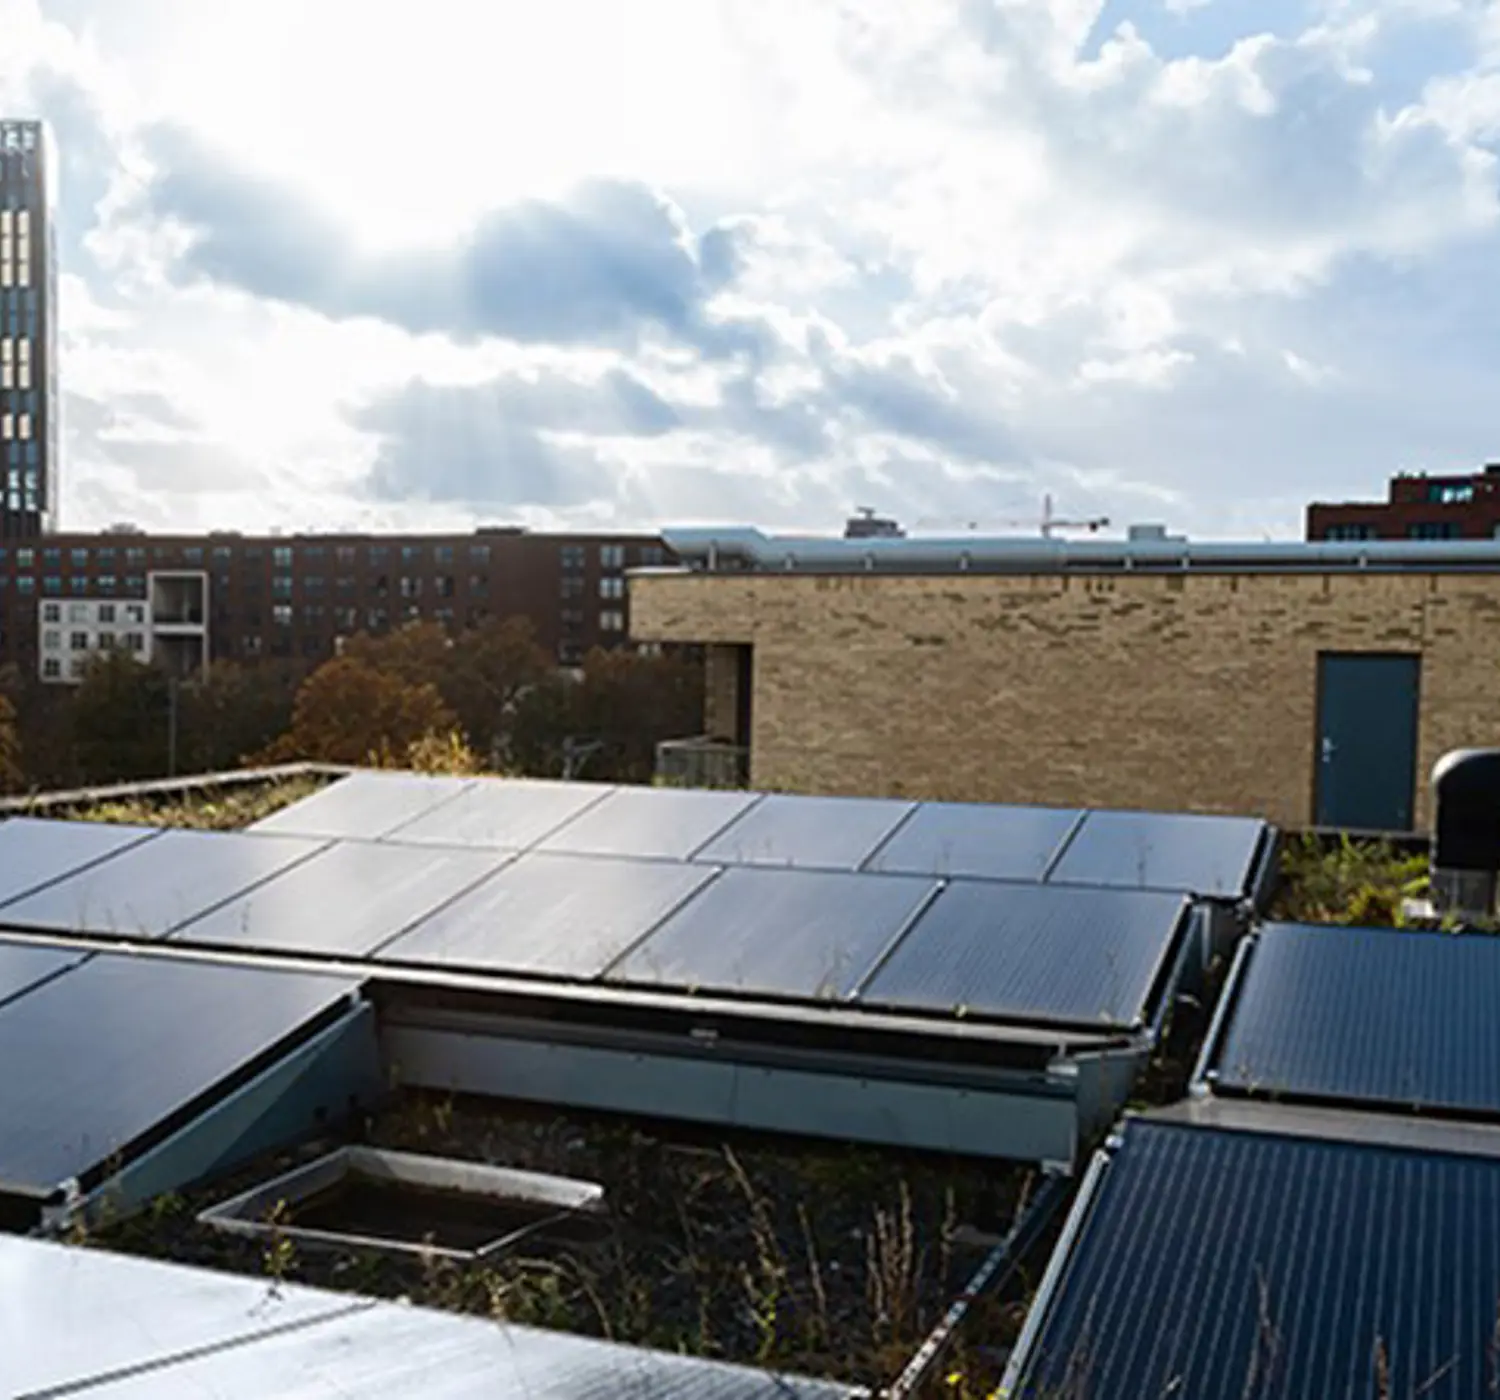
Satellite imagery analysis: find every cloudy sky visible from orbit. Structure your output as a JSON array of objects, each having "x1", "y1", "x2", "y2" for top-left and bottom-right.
[{"x1": 5, "y1": 0, "x2": 1500, "y2": 539}]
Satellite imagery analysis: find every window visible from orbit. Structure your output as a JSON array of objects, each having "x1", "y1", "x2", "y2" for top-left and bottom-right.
[
  {"x1": 97, "y1": 633, "x2": 115, "y2": 651},
  {"x1": 125, "y1": 575, "x2": 146, "y2": 596},
  {"x1": 335, "y1": 607, "x2": 358, "y2": 631},
  {"x1": 69, "y1": 548, "x2": 88, "y2": 568},
  {"x1": 304, "y1": 575, "x2": 325, "y2": 595},
  {"x1": 560, "y1": 545, "x2": 586, "y2": 572},
  {"x1": 43, "y1": 547, "x2": 59, "y2": 567},
  {"x1": 212, "y1": 546, "x2": 233, "y2": 565},
  {"x1": 303, "y1": 545, "x2": 325, "y2": 563},
  {"x1": 399, "y1": 576, "x2": 421, "y2": 599},
  {"x1": 302, "y1": 604, "x2": 325, "y2": 624},
  {"x1": 42, "y1": 575, "x2": 59, "y2": 595},
  {"x1": 242, "y1": 635, "x2": 262, "y2": 657},
  {"x1": 559, "y1": 641, "x2": 584, "y2": 666},
  {"x1": 70, "y1": 631, "x2": 89, "y2": 651},
  {"x1": 15, "y1": 576, "x2": 33, "y2": 595},
  {"x1": 401, "y1": 545, "x2": 423, "y2": 566},
  {"x1": 372, "y1": 574, "x2": 390, "y2": 598},
  {"x1": 69, "y1": 576, "x2": 89, "y2": 595},
  {"x1": 368, "y1": 545, "x2": 388, "y2": 566},
  {"x1": 123, "y1": 632, "x2": 144, "y2": 653},
  {"x1": 435, "y1": 574, "x2": 455, "y2": 597},
  {"x1": 124, "y1": 604, "x2": 146, "y2": 625},
  {"x1": 41, "y1": 628, "x2": 59, "y2": 650},
  {"x1": 367, "y1": 606, "x2": 388, "y2": 631},
  {"x1": 1428, "y1": 482, "x2": 1475, "y2": 504},
  {"x1": 599, "y1": 577, "x2": 624, "y2": 600},
  {"x1": 16, "y1": 547, "x2": 33, "y2": 568},
  {"x1": 470, "y1": 544, "x2": 490, "y2": 564},
  {"x1": 335, "y1": 575, "x2": 355, "y2": 595},
  {"x1": 126, "y1": 547, "x2": 146, "y2": 568},
  {"x1": 41, "y1": 657, "x2": 60, "y2": 678},
  {"x1": 637, "y1": 544, "x2": 666, "y2": 567},
  {"x1": 336, "y1": 546, "x2": 356, "y2": 567},
  {"x1": 434, "y1": 607, "x2": 454, "y2": 629},
  {"x1": 272, "y1": 546, "x2": 293, "y2": 568},
  {"x1": 435, "y1": 545, "x2": 454, "y2": 565},
  {"x1": 600, "y1": 610, "x2": 625, "y2": 632},
  {"x1": 468, "y1": 573, "x2": 489, "y2": 597},
  {"x1": 561, "y1": 607, "x2": 584, "y2": 630},
  {"x1": 41, "y1": 601, "x2": 58, "y2": 622},
  {"x1": 97, "y1": 575, "x2": 118, "y2": 595},
  {"x1": 1323, "y1": 523, "x2": 1376, "y2": 542},
  {"x1": 272, "y1": 603, "x2": 293, "y2": 626},
  {"x1": 301, "y1": 635, "x2": 324, "y2": 658},
  {"x1": 599, "y1": 544, "x2": 626, "y2": 570},
  {"x1": 97, "y1": 604, "x2": 115, "y2": 624},
  {"x1": 183, "y1": 546, "x2": 203, "y2": 565},
  {"x1": 67, "y1": 602, "x2": 89, "y2": 623},
  {"x1": 560, "y1": 576, "x2": 584, "y2": 599},
  {"x1": 1408, "y1": 521, "x2": 1459, "y2": 540},
  {"x1": 271, "y1": 576, "x2": 293, "y2": 598}
]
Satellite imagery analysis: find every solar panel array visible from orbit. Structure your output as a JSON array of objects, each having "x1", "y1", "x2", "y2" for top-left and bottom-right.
[
  {"x1": 251, "y1": 771, "x2": 1275, "y2": 899},
  {"x1": 0, "y1": 936, "x2": 358, "y2": 1199},
  {"x1": 1008, "y1": 1118, "x2": 1500, "y2": 1399},
  {"x1": 0, "y1": 792, "x2": 1203, "y2": 1033},
  {"x1": 4, "y1": 1235, "x2": 858, "y2": 1399},
  {"x1": 1204, "y1": 921, "x2": 1500, "y2": 1118}
]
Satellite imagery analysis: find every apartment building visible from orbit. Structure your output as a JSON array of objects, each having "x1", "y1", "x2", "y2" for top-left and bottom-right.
[
  {"x1": 631, "y1": 527, "x2": 1500, "y2": 835},
  {"x1": 1, "y1": 527, "x2": 670, "y2": 683},
  {"x1": 0, "y1": 119, "x2": 58, "y2": 539},
  {"x1": 1307, "y1": 464, "x2": 1500, "y2": 540}
]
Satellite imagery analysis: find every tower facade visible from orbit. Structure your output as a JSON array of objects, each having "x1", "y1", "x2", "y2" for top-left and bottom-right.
[{"x1": 0, "y1": 119, "x2": 57, "y2": 538}]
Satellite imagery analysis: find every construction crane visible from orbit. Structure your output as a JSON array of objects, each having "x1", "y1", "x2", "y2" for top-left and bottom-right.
[{"x1": 911, "y1": 494, "x2": 1111, "y2": 538}]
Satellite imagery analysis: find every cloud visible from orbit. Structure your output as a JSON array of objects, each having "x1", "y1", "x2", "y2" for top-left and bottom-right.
[{"x1": 135, "y1": 126, "x2": 760, "y2": 357}]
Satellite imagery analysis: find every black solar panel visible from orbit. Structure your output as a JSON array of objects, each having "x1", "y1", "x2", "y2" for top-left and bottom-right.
[
  {"x1": 1210, "y1": 922, "x2": 1500, "y2": 1116},
  {"x1": 0, "y1": 829, "x2": 329, "y2": 938},
  {"x1": 859, "y1": 881, "x2": 1188, "y2": 1029},
  {"x1": 376, "y1": 852, "x2": 718, "y2": 979},
  {"x1": 1047, "y1": 808, "x2": 1268, "y2": 898},
  {"x1": 0, "y1": 817, "x2": 160, "y2": 908},
  {"x1": 862, "y1": 802, "x2": 1081, "y2": 881},
  {"x1": 1010, "y1": 1118, "x2": 1500, "y2": 1399},
  {"x1": 383, "y1": 777, "x2": 614, "y2": 850},
  {"x1": 170, "y1": 840, "x2": 510, "y2": 958},
  {"x1": 610, "y1": 867, "x2": 937, "y2": 1000},
  {"x1": 0, "y1": 954, "x2": 356, "y2": 1194},
  {"x1": 536, "y1": 785, "x2": 759, "y2": 860},
  {"x1": 252, "y1": 772, "x2": 473, "y2": 841},
  {"x1": 0, "y1": 939, "x2": 83, "y2": 1010},
  {"x1": 693, "y1": 794, "x2": 917, "y2": 871}
]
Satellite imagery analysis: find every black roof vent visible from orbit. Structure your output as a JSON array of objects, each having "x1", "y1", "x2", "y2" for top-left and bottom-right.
[{"x1": 1430, "y1": 749, "x2": 1500, "y2": 921}]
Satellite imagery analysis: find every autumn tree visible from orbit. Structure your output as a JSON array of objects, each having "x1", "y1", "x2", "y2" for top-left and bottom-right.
[
  {"x1": 259, "y1": 655, "x2": 458, "y2": 766},
  {"x1": 66, "y1": 651, "x2": 173, "y2": 784},
  {"x1": 444, "y1": 617, "x2": 552, "y2": 763},
  {"x1": 0, "y1": 690, "x2": 22, "y2": 794}
]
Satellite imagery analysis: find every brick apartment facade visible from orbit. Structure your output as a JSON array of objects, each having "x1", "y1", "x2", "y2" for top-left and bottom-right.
[
  {"x1": 631, "y1": 531, "x2": 1500, "y2": 834},
  {"x1": 1307, "y1": 464, "x2": 1500, "y2": 540},
  {"x1": 0, "y1": 527, "x2": 671, "y2": 681}
]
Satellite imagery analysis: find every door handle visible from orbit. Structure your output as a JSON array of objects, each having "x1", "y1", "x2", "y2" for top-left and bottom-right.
[{"x1": 1321, "y1": 737, "x2": 1336, "y2": 763}]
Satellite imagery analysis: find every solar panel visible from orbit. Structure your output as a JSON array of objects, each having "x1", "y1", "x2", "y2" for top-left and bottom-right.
[
  {"x1": 0, "y1": 828, "x2": 329, "y2": 938},
  {"x1": 0, "y1": 1236, "x2": 358, "y2": 1397},
  {"x1": 862, "y1": 802, "x2": 1081, "y2": 881},
  {"x1": 536, "y1": 785, "x2": 760, "y2": 860},
  {"x1": 0, "y1": 816, "x2": 160, "y2": 908},
  {"x1": 1009, "y1": 1117, "x2": 1500, "y2": 1399},
  {"x1": 251, "y1": 772, "x2": 474, "y2": 841},
  {"x1": 383, "y1": 776, "x2": 614, "y2": 850},
  {"x1": 0, "y1": 939, "x2": 83, "y2": 1010},
  {"x1": 376, "y1": 853, "x2": 718, "y2": 980},
  {"x1": 693, "y1": 793, "x2": 917, "y2": 871},
  {"x1": 610, "y1": 867, "x2": 937, "y2": 1000},
  {"x1": 1046, "y1": 808, "x2": 1268, "y2": 898},
  {"x1": 1209, "y1": 922, "x2": 1500, "y2": 1116},
  {"x1": 0, "y1": 953, "x2": 357, "y2": 1195},
  {"x1": 859, "y1": 882, "x2": 1189, "y2": 1029},
  {"x1": 170, "y1": 840, "x2": 511, "y2": 958}
]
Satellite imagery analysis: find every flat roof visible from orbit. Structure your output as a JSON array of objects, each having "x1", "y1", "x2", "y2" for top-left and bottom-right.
[{"x1": 651, "y1": 526, "x2": 1500, "y2": 575}]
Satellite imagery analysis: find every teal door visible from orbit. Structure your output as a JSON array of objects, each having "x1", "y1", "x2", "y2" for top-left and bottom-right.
[{"x1": 1315, "y1": 653, "x2": 1421, "y2": 831}]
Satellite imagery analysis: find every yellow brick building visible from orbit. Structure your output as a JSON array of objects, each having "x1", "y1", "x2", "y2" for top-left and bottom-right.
[{"x1": 631, "y1": 529, "x2": 1500, "y2": 833}]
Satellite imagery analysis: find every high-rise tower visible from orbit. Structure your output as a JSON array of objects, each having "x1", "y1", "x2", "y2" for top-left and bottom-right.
[{"x1": 0, "y1": 119, "x2": 57, "y2": 537}]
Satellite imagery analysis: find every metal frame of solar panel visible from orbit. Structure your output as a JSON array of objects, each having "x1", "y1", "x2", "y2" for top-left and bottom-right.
[
  {"x1": 0, "y1": 940, "x2": 381, "y2": 1232},
  {"x1": 3, "y1": 1235, "x2": 863, "y2": 1399},
  {"x1": 1191, "y1": 920, "x2": 1500, "y2": 1122},
  {"x1": 1001, "y1": 1110, "x2": 1500, "y2": 1399}
]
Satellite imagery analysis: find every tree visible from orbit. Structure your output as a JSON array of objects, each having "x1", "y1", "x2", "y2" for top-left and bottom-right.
[
  {"x1": 176, "y1": 661, "x2": 301, "y2": 773},
  {"x1": 66, "y1": 651, "x2": 173, "y2": 784},
  {"x1": 259, "y1": 655, "x2": 458, "y2": 766},
  {"x1": 443, "y1": 617, "x2": 552, "y2": 763},
  {"x1": 0, "y1": 690, "x2": 21, "y2": 794}
]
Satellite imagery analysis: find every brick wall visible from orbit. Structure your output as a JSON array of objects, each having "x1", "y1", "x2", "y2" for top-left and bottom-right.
[{"x1": 631, "y1": 569, "x2": 1500, "y2": 829}]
